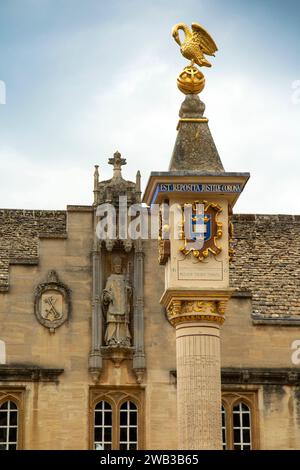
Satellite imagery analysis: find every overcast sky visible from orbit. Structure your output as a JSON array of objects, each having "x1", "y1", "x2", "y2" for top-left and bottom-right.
[{"x1": 0, "y1": 0, "x2": 299, "y2": 213}]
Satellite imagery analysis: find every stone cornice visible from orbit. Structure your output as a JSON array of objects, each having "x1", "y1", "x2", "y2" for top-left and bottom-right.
[
  {"x1": 231, "y1": 290, "x2": 252, "y2": 299},
  {"x1": 39, "y1": 233, "x2": 68, "y2": 239},
  {"x1": 170, "y1": 368, "x2": 300, "y2": 385},
  {"x1": 67, "y1": 205, "x2": 93, "y2": 212},
  {"x1": 0, "y1": 365, "x2": 64, "y2": 383},
  {"x1": 251, "y1": 314, "x2": 300, "y2": 326}
]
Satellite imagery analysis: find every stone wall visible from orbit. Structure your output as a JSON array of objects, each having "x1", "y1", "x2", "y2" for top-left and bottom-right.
[
  {"x1": 0, "y1": 209, "x2": 67, "y2": 291},
  {"x1": 231, "y1": 214, "x2": 300, "y2": 318},
  {"x1": 0, "y1": 208, "x2": 93, "y2": 449},
  {"x1": 1, "y1": 210, "x2": 300, "y2": 318},
  {"x1": 1, "y1": 209, "x2": 300, "y2": 449}
]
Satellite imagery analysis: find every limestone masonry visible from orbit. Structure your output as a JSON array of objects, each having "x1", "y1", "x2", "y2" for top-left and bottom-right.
[{"x1": 1, "y1": 210, "x2": 299, "y2": 320}]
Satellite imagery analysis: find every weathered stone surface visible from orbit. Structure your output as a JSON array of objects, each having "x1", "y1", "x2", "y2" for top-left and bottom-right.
[
  {"x1": 0, "y1": 209, "x2": 67, "y2": 291},
  {"x1": 169, "y1": 94, "x2": 224, "y2": 172},
  {"x1": 0, "y1": 208, "x2": 300, "y2": 449},
  {"x1": 176, "y1": 322, "x2": 222, "y2": 449},
  {"x1": 170, "y1": 368, "x2": 300, "y2": 385},
  {"x1": 1, "y1": 211, "x2": 298, "y2": 320},
  {"x1": 230, "y1": 214, "x2": 300, "y2": 318},
  {"x1": 0, "y1": 365, "x2": 64, "y2": 382}
]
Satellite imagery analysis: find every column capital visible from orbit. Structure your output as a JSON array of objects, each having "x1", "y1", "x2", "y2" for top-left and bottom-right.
[{"x1": 161, "y1": 288, "x2": 233, "y2": 327}]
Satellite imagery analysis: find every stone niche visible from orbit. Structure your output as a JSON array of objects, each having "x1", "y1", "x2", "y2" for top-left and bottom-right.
[
  {"x1": 90, "y1": 152, "x2": 145, "y2": 384},
  {"x1": 101, "y1": 249, "x2": 135, "y2": 365}
]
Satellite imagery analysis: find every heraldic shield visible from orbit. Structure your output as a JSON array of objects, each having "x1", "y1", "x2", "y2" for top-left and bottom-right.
[{"x1": 180, "y1": 200, "x2": 223, "y2": 262}]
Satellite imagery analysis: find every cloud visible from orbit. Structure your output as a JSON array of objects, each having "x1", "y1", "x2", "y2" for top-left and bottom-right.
[
  {"x1": 0, "y1": 146, "x2": 92, "y2": 209},
  {"x1": 0, "y1": 0, "x2": 299, "y2": 214}
]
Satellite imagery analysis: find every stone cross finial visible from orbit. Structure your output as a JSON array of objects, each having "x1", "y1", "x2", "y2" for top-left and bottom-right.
[{"x1": 108, "y1": 151, "x2": 126, "y2": 179}]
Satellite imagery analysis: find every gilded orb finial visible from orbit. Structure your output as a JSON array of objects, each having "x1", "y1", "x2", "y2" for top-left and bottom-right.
[{"x1": 172, "y1": 22, "x2": 218, "y2": 95}]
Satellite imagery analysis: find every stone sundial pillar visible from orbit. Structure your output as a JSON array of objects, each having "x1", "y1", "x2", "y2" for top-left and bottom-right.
[
  {"x1": 143, "y1": 21, "x2": 250, "y2": 448},
  {"x1": 143, "y1": 94, "x2": 249, "y2": 449}
]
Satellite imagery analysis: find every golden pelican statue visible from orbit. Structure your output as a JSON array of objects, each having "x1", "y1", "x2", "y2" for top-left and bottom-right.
[{"x1": 172, "y1": 22, "x2": 218, "y2": 68}]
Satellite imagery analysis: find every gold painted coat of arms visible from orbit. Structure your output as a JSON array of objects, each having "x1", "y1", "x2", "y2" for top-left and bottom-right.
[{"x1": 180, "y1": 201, "x2": 222, "y2": 261}]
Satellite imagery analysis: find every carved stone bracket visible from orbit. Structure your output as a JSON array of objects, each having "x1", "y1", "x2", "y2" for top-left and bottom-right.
[
  {"x1": 158, "y1": 239, "x2": 170, "y2": 265},
  {"x1": 34, "y1": 271, "x2": 71, "y2": 334},
  {"x1": 104, "y1": 239, "x2": 133, "y2": 253},
  {"x1": 101, "y1": 346, "x2": 134, "y2": 368}
]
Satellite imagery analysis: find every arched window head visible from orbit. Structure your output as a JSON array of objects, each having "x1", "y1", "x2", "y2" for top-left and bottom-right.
[
  {"x1": 0, "y1": 400, "x2": 18, "y2": 450},
  {"x1": 90, "y1": 390, "x2": 143, "y2": 450},
  {"x1": 94, "y1": 401, "x2": 112, "y2": 450},
  {"x1": 119, "y1": 401, "x2": 138, "y2": 450},
  {"x1": 232, "y1": 401, "x2": 251, "y2": 450}
]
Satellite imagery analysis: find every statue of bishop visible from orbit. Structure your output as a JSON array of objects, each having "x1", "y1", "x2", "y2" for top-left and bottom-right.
[{"x1": 102, "y1": 256, "x2": 132, "y2": 347}]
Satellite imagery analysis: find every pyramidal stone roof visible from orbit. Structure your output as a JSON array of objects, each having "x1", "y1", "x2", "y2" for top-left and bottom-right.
[{"x1": 169, "y1": 94, "x2": 224, "y2": 172}]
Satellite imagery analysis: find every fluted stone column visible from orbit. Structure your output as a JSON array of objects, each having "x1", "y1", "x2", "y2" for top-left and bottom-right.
[{"x1": 167, "y1": 298, "x2": 227, "y2": 450}]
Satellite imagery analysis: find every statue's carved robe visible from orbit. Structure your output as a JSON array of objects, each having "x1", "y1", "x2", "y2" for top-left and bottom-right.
[{"x1": 103, "y1": 273, "x2": 131, "y2": 347}]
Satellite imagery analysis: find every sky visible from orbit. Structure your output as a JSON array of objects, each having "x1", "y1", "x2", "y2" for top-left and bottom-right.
[{"x1": 0, "y1": 0, "x2": 299, "y2": 213}]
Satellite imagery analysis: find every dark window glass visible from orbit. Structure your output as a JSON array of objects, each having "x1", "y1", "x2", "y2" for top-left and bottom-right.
[
  {"x1": 9, "y1": 428, "x2": 17, "y2": 442},
  {"x1": 0, "y1": 401, "x2": 19, "y2": 450},
  {"x1": 94, "y1": 427, "x2": 102, "y2": 442},
  {"x1": 130, "y1": 427, "x2": 137, "y2": 442},
  {"x1": 242, "y1": 413, "x2": 250, "y2": 427},
  {"x1": 9, "y1": 412, "x2": 18, "y2": 427},
  {"x1": 120, "y1": 411, "x2": 127, "y2": 426},
  {"x1": 233, "y1": 412, "x2": 241, "y2": 427},
  {"x1": 120, "y1": 427, "x2": 127, "y2": 442},
  {"x1": 104, "y1": 427, "x2": 111, "y2": 441},
  {"x1": 104, "y1": 412, "x2": 112, "y2": 426},
  {"x1": 243, "y1": 429, "x2": 250, "y2": 443},
  {"x1": 234, "y1": 429, "x2": 241, "y2": 443},
  {"x1": 0, "y1": 429, "x2": 7, "y2": 442},
  {"x1": 94, "y1": 401, "x2": 112, "y2": 450},
  {"x1": 130, "y1": 411, "x2": 137, "y2": 426},
  {"x1": 129, "y1": 443, "x2": 138, "y2": 450},
  {"x1": 0, "y1": 413, "x2": 7, "y2": 427},
  {"x1": 95, "y1": 412, "x2": 102, "y2": 426}
]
